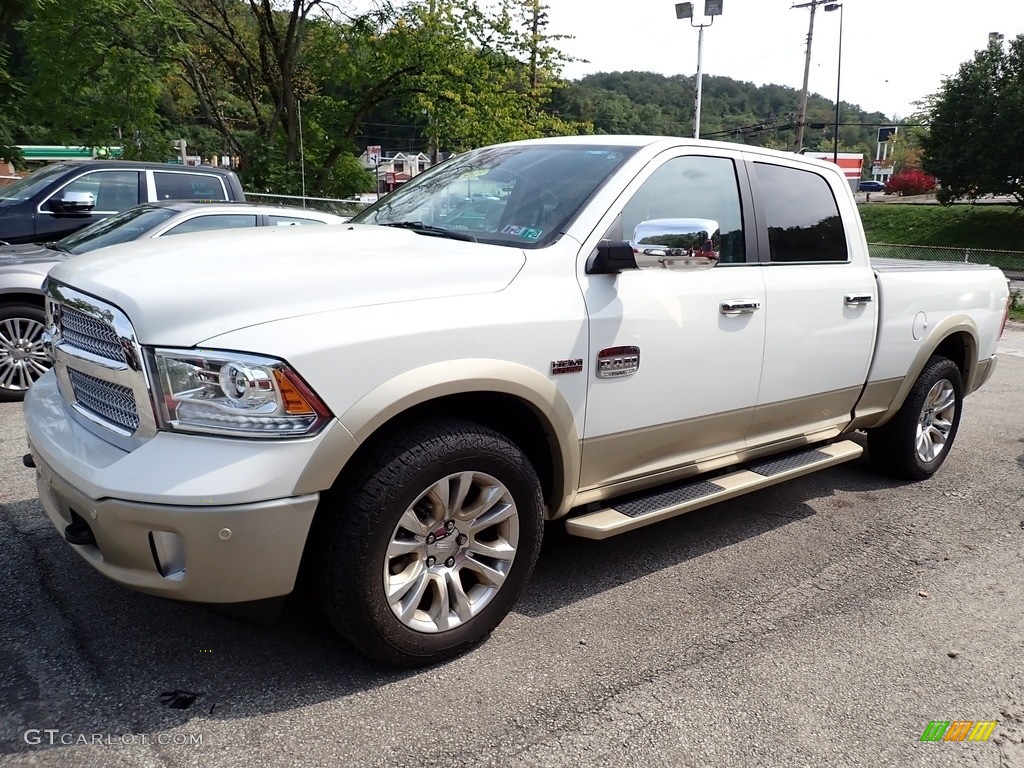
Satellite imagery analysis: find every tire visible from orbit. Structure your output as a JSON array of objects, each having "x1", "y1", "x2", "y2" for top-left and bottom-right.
[
  {"x1": 867, "y1": 356, "x2": 963, "y2": 481},
  {"x1": 0, "y1": 303, "x2": 50, "y2": 402},
  {"x1": 315, "y1": 419, "x2": 544, "y2": 666}
]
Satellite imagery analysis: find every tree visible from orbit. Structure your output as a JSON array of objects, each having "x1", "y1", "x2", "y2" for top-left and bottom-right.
[
  {"x1": 923, "y1": 35, "x2": 1024, "y2": 205},
  {"x1": 19, "y1": 0, "x2": 190, "y2": 158}
]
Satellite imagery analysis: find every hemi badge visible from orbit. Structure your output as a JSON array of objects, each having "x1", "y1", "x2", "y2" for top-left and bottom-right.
[
  {"x1": 551, "y1": 358, "x2": 584, "y2": 375},
  {"x1": 597, "y1": 346, "x2": 640, "y2": 378}
]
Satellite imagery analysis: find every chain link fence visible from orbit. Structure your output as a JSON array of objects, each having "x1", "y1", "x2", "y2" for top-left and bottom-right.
[
  {"x1": 868, "y1": 242, "x2": 1024, "y2": 281},
  {"x1": 244, "y1": 192, "x2": 370, "y2": 218}
]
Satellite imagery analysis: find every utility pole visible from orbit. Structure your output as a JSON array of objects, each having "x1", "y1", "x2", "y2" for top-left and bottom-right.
[{"x1": 791, "y1": 0, "x2": 827, "y2": 152}]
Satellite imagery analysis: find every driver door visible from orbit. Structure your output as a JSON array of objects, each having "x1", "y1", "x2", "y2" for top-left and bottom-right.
[{"x1": 577, "y1": 150, "x2": 766, "y2": 494}]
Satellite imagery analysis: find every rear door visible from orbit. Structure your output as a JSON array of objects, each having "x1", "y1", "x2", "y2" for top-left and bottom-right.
[{"x1": 745, "y1": 158, "x2": 877, "y2": 446}]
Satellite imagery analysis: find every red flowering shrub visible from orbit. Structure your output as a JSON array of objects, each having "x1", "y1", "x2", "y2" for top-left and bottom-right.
[{"x1": 884, "y1": 169, "x2": 937, "y2": 196}]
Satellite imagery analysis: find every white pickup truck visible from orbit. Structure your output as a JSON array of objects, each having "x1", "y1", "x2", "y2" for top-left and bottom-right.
[{"x1": 23, "y1": 136, "x2": 1011, "y2": 666}]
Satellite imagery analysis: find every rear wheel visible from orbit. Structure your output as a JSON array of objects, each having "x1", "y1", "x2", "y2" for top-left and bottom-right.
[
  {"x1": 0, "y1": 303, "x2": 49, "y2": 402},
  {"x1": 316, "y1": 419, "x2": 544, "y2": 666},
  {"x1": 867, "y1": 356, "x2": 963, "y2": 480}
]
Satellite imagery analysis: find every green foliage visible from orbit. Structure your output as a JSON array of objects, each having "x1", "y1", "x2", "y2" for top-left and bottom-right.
[
  {"x1": 19, "y1": 0, "x2": 190, "y2": 159},
  {"x1": 0, "y1": 43, "x2": 23, "y2": 164},
  {"x1": 923, "y1": 35, "x2": 1024, "y2": 206},
  {"x1": 858, "y1": 204, "x2": 1024, "y2": 250},
  {"x1": 1009, "y1": 289, "x2": 1023, "y2": 322},
  {"x1": 552, "y1": 71, "x2": 889, "y2": 158}
]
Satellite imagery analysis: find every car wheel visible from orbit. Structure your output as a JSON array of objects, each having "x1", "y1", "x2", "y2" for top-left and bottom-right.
[
  {"x1": 316, "y1": 419, "x2": 544, "y2": 666},
  {"x1": 867, "y1": 356, "x2": 963, "y2": 480},
  {"x1": 0, "y1": 303, "x2": 50, "y2": 402}
]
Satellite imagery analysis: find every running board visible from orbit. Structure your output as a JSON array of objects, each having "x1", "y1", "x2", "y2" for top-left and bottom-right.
[{"x1": 564, "y1": 440, "x2": 863, "y2": 540}]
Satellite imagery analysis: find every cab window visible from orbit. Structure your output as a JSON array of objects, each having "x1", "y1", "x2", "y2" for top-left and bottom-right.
[{"x1": 621, "y1": 156, "x2": 746, "y2": 264}]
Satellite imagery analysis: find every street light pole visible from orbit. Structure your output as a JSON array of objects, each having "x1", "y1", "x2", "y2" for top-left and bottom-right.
[
  {"x1": 676, "y1": 1, "x2": 724, "y2": 140},
  {"x1": 825, "y1": 3, "x2": 844, "y2": 164}
]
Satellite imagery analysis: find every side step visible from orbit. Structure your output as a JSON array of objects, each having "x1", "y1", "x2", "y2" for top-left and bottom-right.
[{"x1": 565, "y1": 440, "x2": 863, "y2": 540}]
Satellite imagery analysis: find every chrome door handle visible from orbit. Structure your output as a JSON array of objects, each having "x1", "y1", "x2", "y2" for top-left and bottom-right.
[
  {"x1": 844, "y1": 293, "x2": 874, "y2": 306},
  {"x1": 720, "y1": 299, "x2": 761, "y2": 316}
]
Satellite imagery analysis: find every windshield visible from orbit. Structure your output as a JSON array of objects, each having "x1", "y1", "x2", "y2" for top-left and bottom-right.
[
  {"x1": 0, "y1": 163, "x2": 71, "y2": 203},
  {"x1": 57, "y1": 205, "x2": 177, "y2": 254},
  {"x1": 351, "y1": 144, "x2": 637, "y2": 248}
]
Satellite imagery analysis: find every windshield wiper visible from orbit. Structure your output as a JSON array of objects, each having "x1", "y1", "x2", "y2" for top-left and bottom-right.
[
  {"x1": 43, "y1": 242, "x2": 71, "y2": 253},
  {"x1": 379, "y1": 221, "x2": 478, "y2": 243}
]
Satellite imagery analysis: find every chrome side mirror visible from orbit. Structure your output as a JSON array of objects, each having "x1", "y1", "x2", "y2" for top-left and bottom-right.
[
  {"x1": 49, "y1": 190, "x2": 96, "y2": 213},
  {"x1": 631, "y1": 218, "x2": 720, "y2": 271}
]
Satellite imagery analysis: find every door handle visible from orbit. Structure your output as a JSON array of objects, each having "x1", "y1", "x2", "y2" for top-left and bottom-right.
[
  {"x1": 720, "y1": 299, "x2": 761, "y2": 316},
  {"x1": 844, "y1": 293, "x2": 874, "y2": 306}
]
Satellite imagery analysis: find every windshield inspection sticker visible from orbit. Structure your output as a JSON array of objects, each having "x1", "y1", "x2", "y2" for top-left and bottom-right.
[{"x1": 502, "y1": 225, "x2": 544, "y2": 239}]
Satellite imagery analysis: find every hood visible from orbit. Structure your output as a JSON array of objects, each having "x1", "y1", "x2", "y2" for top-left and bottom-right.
[
  {"x1": 46, "y1": 224, "x2": 527, "y2": 346},
  {"x1": 0, "y1": 242, "x2": 68, "y2": 266}
]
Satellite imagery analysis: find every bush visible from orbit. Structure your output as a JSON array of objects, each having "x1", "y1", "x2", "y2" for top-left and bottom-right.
[{"x1": 885, "y1": 169, "x2": 937, "y2": 196}]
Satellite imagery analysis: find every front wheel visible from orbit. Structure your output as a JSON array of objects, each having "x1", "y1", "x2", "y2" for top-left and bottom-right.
[
  {"x1": 0, "y1": 303, "x2": 50, "y2": 402},
  {"x1": 867, "y1": 356, "x2": 963, "y2": 480},
  {"x1": 316, "y1": 419, "x2": 544, "y2": 666}
]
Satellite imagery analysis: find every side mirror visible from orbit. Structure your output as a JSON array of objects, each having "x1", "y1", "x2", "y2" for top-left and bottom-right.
[
  {"x1": 49, "y1": 191, "x2": 96, "y2": 214},
  {"x1": 631, "y1": 218, "x2": 720, "y2": 271}
]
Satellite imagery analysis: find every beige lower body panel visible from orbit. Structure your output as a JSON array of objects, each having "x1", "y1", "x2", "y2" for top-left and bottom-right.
[{"x1": 576, "y1": 387, "x2": 860, "y2": 509}]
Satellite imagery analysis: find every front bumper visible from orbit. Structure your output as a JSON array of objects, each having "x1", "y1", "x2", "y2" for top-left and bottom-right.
[{"x1": 25, "y1": 371, "x2": 349, "y2": 603}]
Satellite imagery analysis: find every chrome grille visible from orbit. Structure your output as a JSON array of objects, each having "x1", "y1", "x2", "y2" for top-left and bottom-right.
[
  {"x1": 59, "y1": 305, "x2": 127, "y2": 363},
  {"x1": 68, "y1": 368, "x2": 140, "y2": 432}
]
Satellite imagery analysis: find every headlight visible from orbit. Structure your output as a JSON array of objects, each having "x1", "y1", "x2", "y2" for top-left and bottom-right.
[{"x1": 148, "y1": 349, "x2": 331, "y2": 437}]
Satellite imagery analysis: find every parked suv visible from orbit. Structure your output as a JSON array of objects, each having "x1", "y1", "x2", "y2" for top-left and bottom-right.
[{"x1": 0, "y1": 161, "x2": 246, "y2": 245}]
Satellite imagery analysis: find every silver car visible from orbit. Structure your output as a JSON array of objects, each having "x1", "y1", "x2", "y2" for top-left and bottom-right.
[{"x1": 0, "y1": 201, "x2": 347, "y2": 400}]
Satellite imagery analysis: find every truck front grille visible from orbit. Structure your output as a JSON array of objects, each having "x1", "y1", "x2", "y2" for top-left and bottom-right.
[
  {"x1": 67, "y1": 368, "x2": 140, "y2": 432},
  {"x1": 46, "y1": 282, "x2": 156, "y2": 447},
  {"x1": 58, "y1": 305, "x2": 127, "y2": 363}
]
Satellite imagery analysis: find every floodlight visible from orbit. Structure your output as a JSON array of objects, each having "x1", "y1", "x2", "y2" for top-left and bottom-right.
[
  {"x1": 675, "y1": 2, "x2": 693, "y2": 19},
  {"x1": 705, "y1": 0, "x2": 723, "y2": 16}
]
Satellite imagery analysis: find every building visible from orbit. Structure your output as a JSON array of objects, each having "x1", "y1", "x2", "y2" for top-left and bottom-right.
[{"x1": 358, "y1": 149, "x2": 433, "y2": 195}]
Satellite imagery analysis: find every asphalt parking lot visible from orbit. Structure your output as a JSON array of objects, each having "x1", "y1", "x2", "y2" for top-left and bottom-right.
[{"x1": 1, "y1": 329, "x2": 1023, "y2": 767}]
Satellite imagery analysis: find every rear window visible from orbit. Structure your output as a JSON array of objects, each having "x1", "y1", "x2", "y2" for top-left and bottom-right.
[
  {"x1": 268, "y1": 215, "x2": 328, "y2": 226},
  {"x1": 753, "y1": 162, "x2": 848, "y2": 263},
  {"x1": 162, "y1": 214, "x2": 257, "y2": 236},
  {"x1": 153, "y1": 172, "x2": 228, "y2": 201}
]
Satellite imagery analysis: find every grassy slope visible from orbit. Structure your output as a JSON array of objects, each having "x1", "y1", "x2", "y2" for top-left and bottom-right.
[{"x1": 857, "y1": 203, "x2": 1024, "y2": 250}]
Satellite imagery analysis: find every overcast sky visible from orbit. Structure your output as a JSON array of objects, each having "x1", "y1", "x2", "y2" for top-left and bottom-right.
[{"x1": 544, "y1": 0, "x2": 1023, "y2": 120}]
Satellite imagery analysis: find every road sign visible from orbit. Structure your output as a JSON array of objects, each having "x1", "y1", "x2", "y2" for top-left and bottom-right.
[{"x1": 367, "y1": 145, "x2": 382, "y2": 162}]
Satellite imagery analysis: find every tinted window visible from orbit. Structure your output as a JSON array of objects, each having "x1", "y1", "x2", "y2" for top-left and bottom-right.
[
  {"x1": 621, "y1": 155, "x2": 746, "y2": 264},
  {"x1": 268, "y1": 215, "x2": 328, "y2": 226},
  {"x1": 754, "y1": 163, "x2": 848, "y2": 263},
  {"x1": 59, "y1": 205, "x2": 177, "y2": 254},
  {"x1": 63, "y1": 170, "x2": 140, "y2": 212},
  {"x1": 163, "y1": 214, "x2": 257, "y2": 236},
  {"x1": 153, "y1": 172, "x2": 227, "y2": 201}
]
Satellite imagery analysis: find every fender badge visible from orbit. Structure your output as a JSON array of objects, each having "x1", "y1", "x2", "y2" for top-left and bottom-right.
[
  {"x1": 597, "y1": 346, "x2": 640, "y2": 378},
  {"x1": 551, "y1": 358, "x2": 583, "y2": 375}
]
